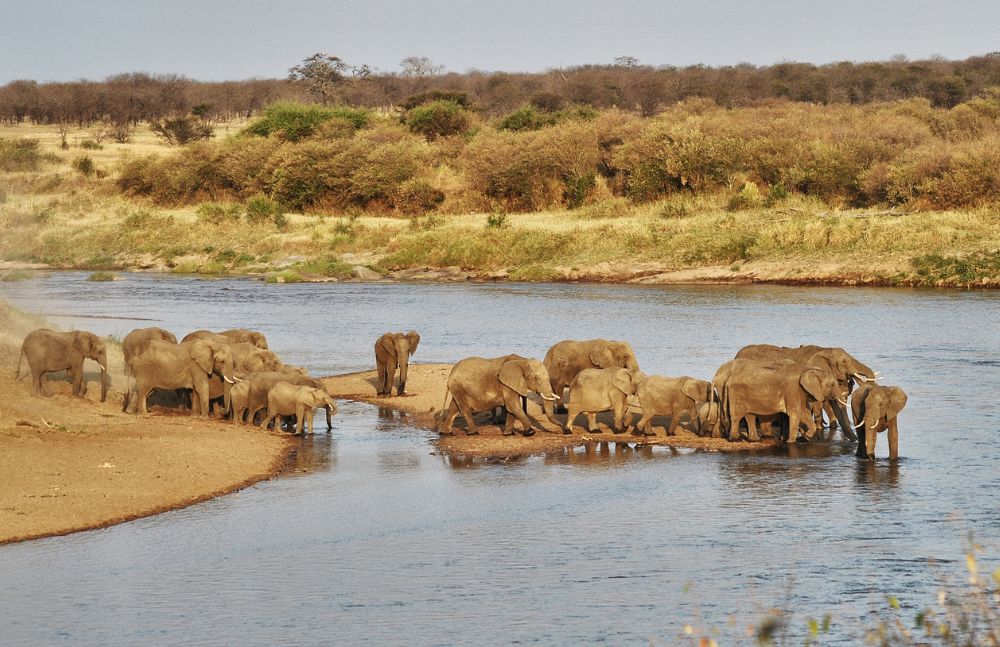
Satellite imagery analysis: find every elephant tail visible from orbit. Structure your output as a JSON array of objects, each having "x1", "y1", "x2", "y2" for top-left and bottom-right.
[{"x1": 436, "y1": 388, "x2": 453, "y2": 423}]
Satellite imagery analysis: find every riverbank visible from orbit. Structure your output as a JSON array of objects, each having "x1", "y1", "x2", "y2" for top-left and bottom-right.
[
  {"x1": 321, "y1": 364, "x2": 780, "y2": 458},
  {"x1": 0, "y1": 301, "x2": 291, "y2": 545}
]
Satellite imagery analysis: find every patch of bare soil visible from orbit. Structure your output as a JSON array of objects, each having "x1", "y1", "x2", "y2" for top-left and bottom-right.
[{"x1": 322, "y1": 364, "x2": 779, "y2": 458}]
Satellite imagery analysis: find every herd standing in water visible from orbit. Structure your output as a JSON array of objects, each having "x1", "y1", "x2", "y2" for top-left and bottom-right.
[{"x1": 16, "y1": 326, "x2": 906, "y2": 460}]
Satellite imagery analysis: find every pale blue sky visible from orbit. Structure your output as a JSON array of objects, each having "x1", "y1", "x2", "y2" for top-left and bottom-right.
[{"x1": 2, "y1": 0, "x2": 998, "y2": 83}]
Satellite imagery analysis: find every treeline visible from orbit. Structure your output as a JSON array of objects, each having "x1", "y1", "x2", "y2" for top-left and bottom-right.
[
  {"x1": 114, "y1": 95, "x2": 1000, "y2": 213},
  {"x1": 3, "y1": 53, "x2": 1000, "y2": 128}
]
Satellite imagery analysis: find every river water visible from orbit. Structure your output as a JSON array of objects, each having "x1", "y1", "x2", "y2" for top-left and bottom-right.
[{"x1": 1, "y1": 273, "x2": 998, "y2": 645}]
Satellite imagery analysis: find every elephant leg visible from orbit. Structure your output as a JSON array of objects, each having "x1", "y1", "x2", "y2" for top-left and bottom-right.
[
  {"x1": 887, "y1": 419, "x2": 899, "y2": 460},
  {"x1": 745, "y1": 414, "x2": 760, "y2": 442},
  {"x1": 563, "y1": 407, "x2": 579, "y2": 435},
  {"x1": 865, "y1": 425, "x2": 877, "y2": 460},
  {"x1": 306, "y1": 410, "x2": 316, "y2": 435},
  {"x1": 727, "y1": 410, "x2": 743, "y2": 441},
  {"x1": 665, "y1": 411, "x2": 682, "y2": 437},
  {"x1": 68, "y1": 364, "x2": 83, "y2": 397},
  {"x1": 386, "y1": 358, "x2": 399, "y2": 395},
  {"x1": 802, "y1": 413, "x2": 817, "y2": 441},
  {"x1": 454, "y1": 398, "x2": 478, "y2": 436},
  {"x1": 440, "y1": 401, "x2": 460, "y2": 435},
  {"x1": 554, "y1": 383, "x2": 568, "y2": 414},
  {"x1": 325, "y1": 405, "x2": 333, "y2": 432},
  {"x1": 375, "y1": 361, "x2": 386, "y2": 395},
  {"x1": 295, "y1": 403, "x2": 305, "y2": 435},
  {"x1": 586, "y1": 412, "x2": 598, "y2": 433},
  {"x1": 261, "y1": 411, "x2": 276, "y2": 430},
  {"x1": 823, "y1": 401, "x2": 837, "y2": 431},
  {"x1": 612, "y1": 401, "x2": 625, "y2": 434},
  {"x1": 636, "y1": 412, "x2": 653, "y2": 436},
  {"x1": 36, "y1": 370, "x2": 51, "y2": 396}
]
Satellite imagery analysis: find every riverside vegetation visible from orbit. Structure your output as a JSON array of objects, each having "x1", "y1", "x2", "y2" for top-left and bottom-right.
[{"x1": 2, "y1": 93, "x2": 1000, "y2": 286}]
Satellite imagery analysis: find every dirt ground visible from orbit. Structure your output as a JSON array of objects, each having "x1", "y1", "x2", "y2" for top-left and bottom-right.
[
  {"x1": 0, "y1": 302, "x2": 291, "y2": 545},
  {"x1": 321, "y1": 364, "x2": 779, "y2": 458}
]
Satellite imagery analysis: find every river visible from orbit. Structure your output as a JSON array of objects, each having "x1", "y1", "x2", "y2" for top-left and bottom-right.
[{"x1": 1, "y1": 273, "x2": 998, "y2": 645}]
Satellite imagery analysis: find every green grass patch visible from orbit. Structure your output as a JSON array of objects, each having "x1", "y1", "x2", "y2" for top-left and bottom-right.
[
  {"x1": 910, "y1": 251, "x2": 1000, "y2": 286},
  {"x1": 0, "y1": 269, "x2": 34, "y2": 281},
  {"x1": 87, "y1": 271, "x2": 116, "y2": 281}
]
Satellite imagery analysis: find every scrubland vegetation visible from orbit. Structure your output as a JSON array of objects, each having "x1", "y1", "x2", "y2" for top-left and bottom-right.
[{"x1": 2, "y1": 55, "x2": 999, "y2": 287}]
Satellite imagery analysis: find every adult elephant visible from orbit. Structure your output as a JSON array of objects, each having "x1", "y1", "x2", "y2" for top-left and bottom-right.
[
  {"x1": 17, "y1": 329, "x2": 109, "y2": 401},
  {"x1": 124, "y1": 339, "x2": 235, "y2": 416},
  {"x1": 543, "y1": 339, "x2": 640, "y2": 409},
  {"x1": 634, "y1": 375, "x2": 712, "y2": 437},
  {"x1": 719, "y1": 358, "x2": 850, "y2": 443},
  {"x1": 122, "y1": 327, "x2": 177, "y2": 391},
  {"x1": 182, "y1": 328, "x2": 269, "y2": 350},
  {"x1": 230, "y1": 342, "x2": 283, "y2": 374},
  {"x1": 242, "y1": 371, "x2": 335, "y2": 430},
  {"x1": 439, "y1": 355, "x2": 559, "y2": 437},
  {"x1": 735, "y1": 344, "x2": 874, "y2": 439},
  {"x1": 851, "y1": 384, "x2": 907, "y2": 460},
  {"x1": 374, "y1": 331, "x2": 420, "y2": 396}
]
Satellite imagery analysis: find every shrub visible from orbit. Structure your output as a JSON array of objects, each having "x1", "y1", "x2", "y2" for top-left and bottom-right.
[
  {"x1": 116, "y1": 143, "x2": 223, "y2": 204},
  {"x1": 79, "y1": 139, "x2": 102, "y2": 150},
  {"x1": 245, "y1": 193, "x2": 282, "y2": 223},
  {"x1": 486, "y1": 211, "x2": 509, "y2": 229},
  {"x1": 243, "y1": 101, "x2": 369, "y2": 141},
  {"x1": 196, "y1": 202, "x2": 242, "y2": 224},
  {"x1": 0, "y1": 138, "x2": 46, "y2": 171},
  {"x1": 574, "y1": 198, "x2": 634, "y2": 219},
  {"x1": 72, "y1": 155, "x2": 95, "y2": 178},
  {"x1": 151, "y1": 115, "x2": 214, "y2": 145},
  {"x1": 393, "y1": 179, "x2": 445, "y2": 214},
  {"x1": 405, "y1": 100, "x2": 470, "y2": 140},
  {"x1": 401, "y1": 90, "x2": 471, "y2": 110},
  {"x1": 727, "y1": 181, "x2": 763, "y2": 211},
  {"x1": 87, "y1": 271, "x2": 116, "y2": 281},
  {"x1": 499, "y1": 106, "x2": 554, "y2": 132}
]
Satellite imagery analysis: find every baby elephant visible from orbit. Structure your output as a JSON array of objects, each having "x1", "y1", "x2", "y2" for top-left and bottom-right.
[
  {"x1": 693, "y1": 401, "x2": 722, "y2": 437},
  {"x1": 262, "y1": 383, "x2": 338, "y2": 435},
  {"x1": 851, "y1": 383, "x2": 907, "y2": 460},
  {"x1": 633, "y1": 375, "x2": 712, "y2": 436},
  {"x1": 563, "y1": 368, "x2": 640, "y2": 435}
]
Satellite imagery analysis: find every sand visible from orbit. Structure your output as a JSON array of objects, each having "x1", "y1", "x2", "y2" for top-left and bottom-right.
[
  {"x1": 0, "y1": 302, "x2": 291, "y2": 545},
  {"x1": 321, "y1": 363, "x2": 779, "y2": 458}
]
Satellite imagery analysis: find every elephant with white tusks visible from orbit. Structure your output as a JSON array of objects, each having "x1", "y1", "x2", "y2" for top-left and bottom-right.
[
  {"x1": 17, "y1": 329, "x2": 109, "y2": 401},
  {"x1": 439, "y1": 355, "x2": 559, "y2": 437},
  {"x1": 851, "y1": 384, "x2": 907, "y2": 461},
  {"x1": 563, "y1": 367, "x2": 642, "y2": 435},
  {"x1": 262, "y1": 383, "x2": 338, "y2": 435},
  {"x1": 633, "y1": 375, "x2": 712, "y2": 437},
  {"x1": 375, "y1": 331, "x2": 420, "y2": 396},
  {"x1": 124, "y1": 338, "x2": 235, "y2": 416}
]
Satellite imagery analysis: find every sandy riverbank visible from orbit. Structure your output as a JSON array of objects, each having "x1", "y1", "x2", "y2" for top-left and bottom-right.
[
  {"x1": 321, "y1": 364, "x2": 779, "y2": 458},
  {"x1": 0, "y1": 302, "x2": 291, "y2": 545}
]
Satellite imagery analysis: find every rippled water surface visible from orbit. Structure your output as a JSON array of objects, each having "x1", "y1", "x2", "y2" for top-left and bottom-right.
[{"x1": 2, "y1": 273, "x2": 999, "y2": 645}]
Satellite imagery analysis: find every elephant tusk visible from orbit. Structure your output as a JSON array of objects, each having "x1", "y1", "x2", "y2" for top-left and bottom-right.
[
  {"x1": 98, "y1": 362, "x2": 107, "y2": 372},
  {"x1": 837, "y1": 398, "x2": 848, "y2": 406},
  {"x1": 540, "y1": 393, "x2": 559, "y2": 401},
  {"x1": 853, "y1": 419, "x2": 865, "y2": 429},
  {"x1": 224, "y1": 375, "x2": 236, "y2": 384}
]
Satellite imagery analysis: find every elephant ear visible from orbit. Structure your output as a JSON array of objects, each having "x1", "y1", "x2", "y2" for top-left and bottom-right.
[
  {"x1": 589, "y1": 348, "x2": 614, "y2": 368},
  {"x1": 72, "y1": 332, "x2": 94, "y2": 356},
  {"x1": 378, "y1": 334, "x2": 397, "y2": 359},
  {"x1": 190, "y1": 341, "x2": 214, "y2": 375},
  {"x1": 681, "y1": 379, "x2": 706, "y2": 402},
  {"x1": 406, "y1": 331, "x2": 420, "y2": 355},
  {"x1": 498, "y1": 360, "x2": 529, "y2": 397},
  {"x1": 799, "y1": 369, "x2": 826, "y2": 401},
  {"x1": 887, "y1": 387, "x2": 908, "y2": 419},
  {"x1": 611, "y1": 369, "x2": 634, "y2": 396}
]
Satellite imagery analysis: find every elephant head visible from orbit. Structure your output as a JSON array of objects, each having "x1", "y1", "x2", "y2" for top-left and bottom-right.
[
  {"x1": 800, "y1": 367, "x2": 853, "y2": 439},
  {"x1": 74, "y1": 331, "x2": 109, "y2": 402},
  {"x1": 499, "y1": 358, "x2": 560, "y2": 403},
  {"x1": 681, "y1": 377, "x2": 712, "y2": 404},
  {"x1": 190, "y1": 339, "x2": 237, "y2": 411},
  {"x1": 589, "y1": 341, "x2": 640, "y2": 373},
  {"x1": 853, "y1": 385, "x2": 907, "y2": 460},
  {"x1": 378, "y1": 331, "x2": 420, "y2": 395},
  {"x1": 610, "y1": 368, "x2": 641, "y2": 397},
  {"x1": 807, "y1": 347, "x2": 877, "y2": 390},
  {"x1": 302, "y1": 387, "x2": 339, "y2": 414}
]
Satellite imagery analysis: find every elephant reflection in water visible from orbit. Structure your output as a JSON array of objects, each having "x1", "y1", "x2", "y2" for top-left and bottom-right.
[{"x1": 282, "y1": 434, "x2": 337, "y2": 478}]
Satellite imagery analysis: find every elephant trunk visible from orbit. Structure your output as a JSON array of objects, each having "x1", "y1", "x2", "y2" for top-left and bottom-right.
[
  {"x1": 831, "y1": 400, "x2": 856, "y2": 441},
  {"x1": 398, "y1": 357, "x2": 409, "y2": 395},
  {"x1": 99, "y1": 365, "x2": 108, "y2": 403}
]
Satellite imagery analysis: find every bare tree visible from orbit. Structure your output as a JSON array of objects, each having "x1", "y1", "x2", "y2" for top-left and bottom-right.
[
  {"x1": 614, "y1": 56, "x2": 641, "y2": 68},
  {"x1": 400, "y1": 56, "x2": 445, "y2": 78},
  {"x1": 288, "y1": 53, "x2": 351, "y2": 103}
]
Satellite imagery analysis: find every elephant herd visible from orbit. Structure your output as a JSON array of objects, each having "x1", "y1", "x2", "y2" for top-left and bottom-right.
[
  {"x1": 15, "y1": 325, "x2": 908, "y2": 459},
  {"x1": 16, "y1": 326, "x2": 337, "y2": 435},
  {"x1": 434, "y1": 339, "x2": 907, "y2": 461}
]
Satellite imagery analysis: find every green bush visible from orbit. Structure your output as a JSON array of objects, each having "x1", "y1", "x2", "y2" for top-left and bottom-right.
[
  {"x1": 727, "y1": 181, "x2": 763, "y2": 211},
  {"x1": 196, "y1": 202, "x2": 242, "y2": 224},
  {"x1": 245, "y1": 193, "x2": 282, "y2": 223},
  {"x1": 405, "y1": 100, "x2": 470, "y2": 140},
  {"x1": 0, "y1": 138, "x2": 47, "y2": 171},
  {"x1": 72, "y1": 155, "x2": 95, "y2": 178},
  {"x1": 499, "y1": 106, "x2": 555, "y2": 132},
  {"x1": 401, "y1": 91, "x2": 471, "y2": 110},
  {"x1": 151, "y1": 115, "x2": 214, "y2": 145},
  {"x1": 392, "y1": 178, "x2": 445, "y2": 214},
  {"x1": 486, "y1": 211, "x2": 509, "y2": 229},
  {"x1": 87, "y1": 271, "x2": 116, "y2": 282},
  {"x1": 243, "y1": 101, "x2": 369, "y2": 141}
]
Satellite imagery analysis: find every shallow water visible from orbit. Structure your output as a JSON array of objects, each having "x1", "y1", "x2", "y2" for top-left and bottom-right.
[{"x1": 2, "y1": 273, "x2": 999, "y2": 645}]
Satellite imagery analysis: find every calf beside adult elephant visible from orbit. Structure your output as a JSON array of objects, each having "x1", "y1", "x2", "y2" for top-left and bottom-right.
[
  {"x1": 261, "y1": 383, "x2": 338, "y2": 435},
  {"x1": 17, "y1": 329, "x2": 109, "y2": 402},
  {"x1": 241, "y1": 371, "x2": 335, "y2": 430},
  {"x1": 439, "y1": 355, "x2": 559, "y2": 436},
  {"x1": 543, "y1": 339, "x2": 640, "y2": 411},
  {"x1": 633, "y1": 375, "x2": 713, "y2": 437},
  {"x1": 563, "y1": 367, "x2": 641, "y2": 435},
  {"x1": 851, "y1": 384, "x2": 907, "y2": 460},
  {"x1": 375, "y1": 331, "x2": 420, "y2": 396}
]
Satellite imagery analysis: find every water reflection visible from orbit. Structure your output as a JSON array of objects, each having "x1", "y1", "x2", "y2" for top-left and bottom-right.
[{"x1": 281, "y1": 434, "x2": 337, "y2": 477}]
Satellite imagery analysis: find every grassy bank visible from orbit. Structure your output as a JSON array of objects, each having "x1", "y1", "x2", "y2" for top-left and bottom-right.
[{"x1": 1, "y1": 122, "x2": 998, "y2": 287}]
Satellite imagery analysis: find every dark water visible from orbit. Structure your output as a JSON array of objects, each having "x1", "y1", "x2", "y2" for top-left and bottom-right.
[{"x1": 2, "y1": 273, "x2": 999, "y2": 645}]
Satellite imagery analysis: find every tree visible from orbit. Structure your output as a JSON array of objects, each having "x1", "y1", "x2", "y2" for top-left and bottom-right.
[
  {"x1": 288, "y1": 53, "x2": 351, "y2": 103},
  {"x1": 400, "y1": 56, "x2": 445, "y2": 78},
  {"x1": 614, "y1": 56, "x2": 640, "y2": 68}
]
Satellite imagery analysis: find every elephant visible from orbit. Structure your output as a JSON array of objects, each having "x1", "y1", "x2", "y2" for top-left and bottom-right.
[
  {"x1": 230, "y1": 342, "x2": 283, "y2": 374},
  {"x1": 229, "y1": 380, "x2": 251, "y2": 425},
  {"x1": 17, "y1": 329, "x2": 108, "y2": 401},
  {"x1": 438, "y1": 355, "x2": 559, "y2": 437},
  {"x1": 851, "y1": 384, "x2": 907, "y2": 460},
  {"x1": 261, "y1": 383, "x2": 338, "y2": 435},
  {"x1": 563, "y1": 367, "x2": 641, "y2": 435},
  {"x1": 736, "y1": 344, "x2": 877, "y2": 435},
  {"x1": 693, "y1": 401, "x2": 721, "y2": 437},
  {"x1": 633, "y1": 375, "x2": 712, "y2": 436},
  {"x1": 182, "y1": 328, "x2": 269, "y2": 350},
  {"x1": 124, "y1": 338, "x2": 235, "y2": 416},
  {"x1": 543, "y1": 339, "x2": 640, "y2": 411},
  {"x1": 718, "y1": 358, "x2": 850, "y2": 443},
  {"x1": 122, "y1": 327, "x2": 177, "y2": 393},
  {"x1": 374, "y1": 331, "x2": 420, "y2": 396},
  {"x1": 243, "y1": 371, "x2": 334, "y2": 429}
]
